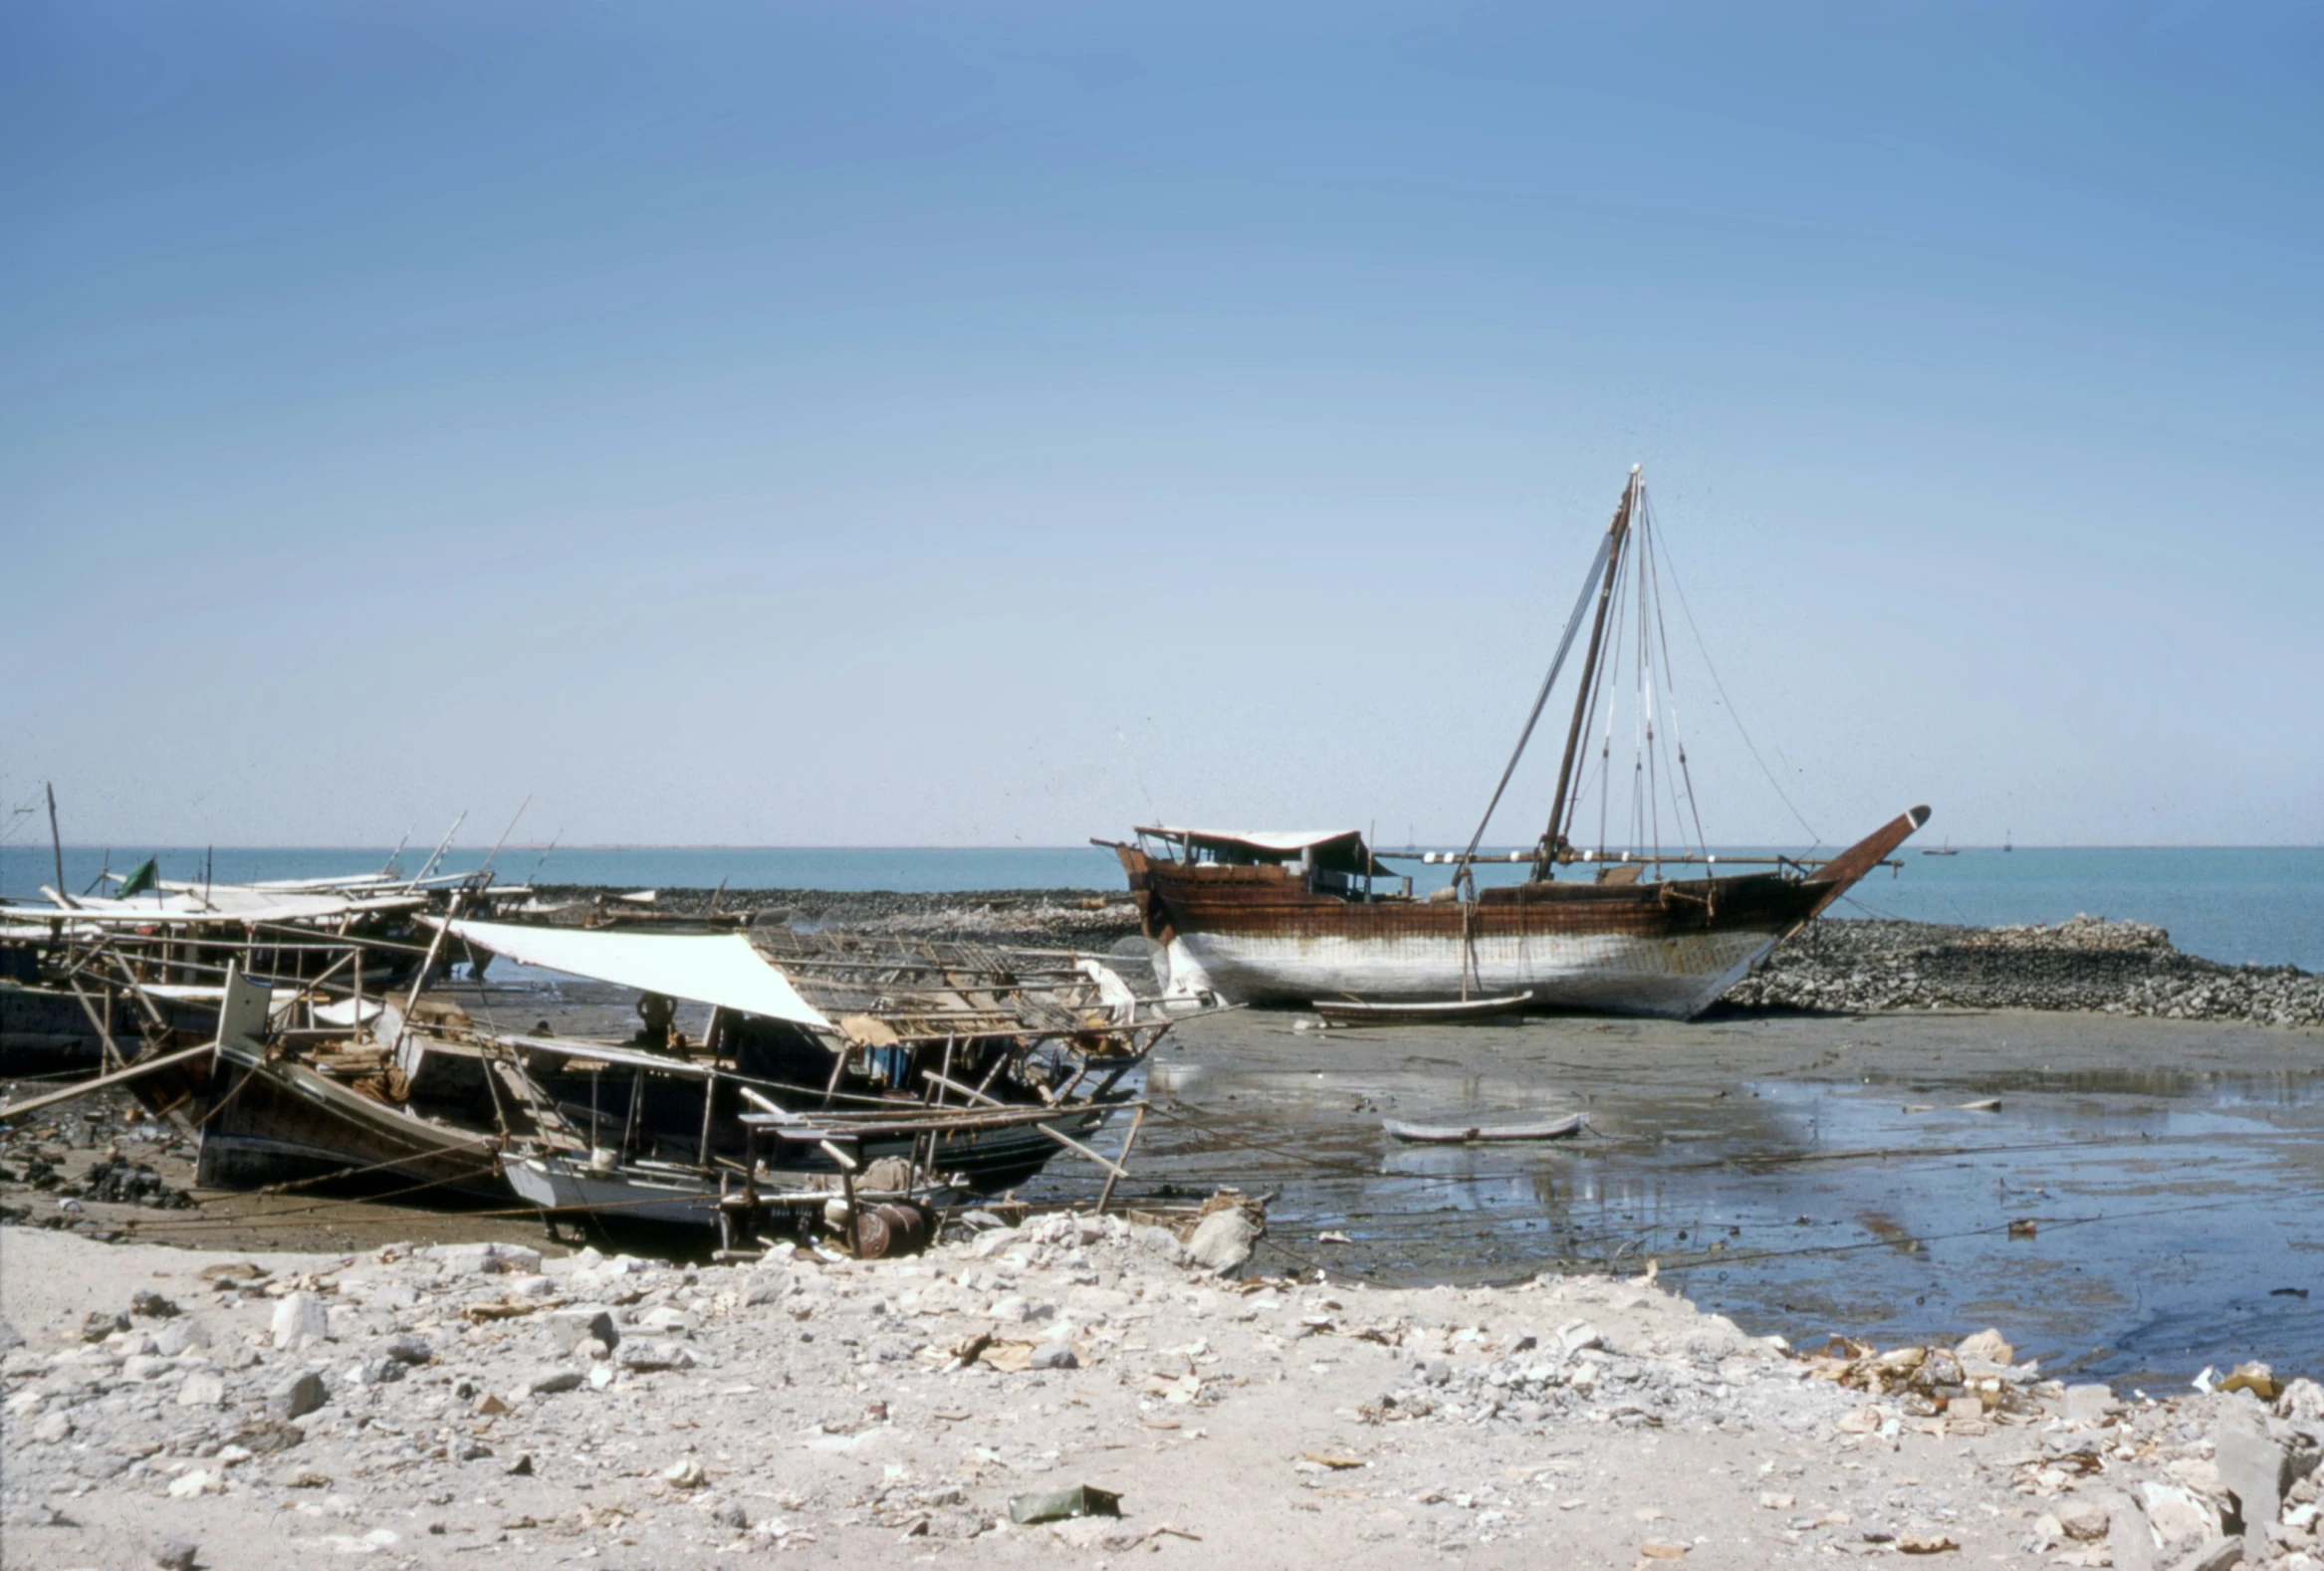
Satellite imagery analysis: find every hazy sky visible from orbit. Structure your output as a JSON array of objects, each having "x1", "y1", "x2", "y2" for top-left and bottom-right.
[{"x1": 6, "y1": 3, "x2": 2320, "y2": 849}]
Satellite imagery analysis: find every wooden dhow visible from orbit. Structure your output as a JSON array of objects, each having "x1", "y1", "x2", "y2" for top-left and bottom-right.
[{"x1": 1105, "y1": 468, "x2": 1930, "y2": 1019}]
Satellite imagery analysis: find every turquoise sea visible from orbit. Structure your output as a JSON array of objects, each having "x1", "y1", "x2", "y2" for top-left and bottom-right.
[{"x1": 6, "y1": 843, "x2": 2321, "y2": 971}]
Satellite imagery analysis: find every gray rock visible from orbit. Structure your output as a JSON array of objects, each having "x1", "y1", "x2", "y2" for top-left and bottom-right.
[
  {"x1": 381, "y1": 1334, "x2": 433, "y2": 1365},
  {"x1": 2216, "y1": 1402, "x2": 2295, "y2": 1528},
  {"x1": 0, "y1": 1318, "x2": 24, "y2": 1352},
  {"x1": 616, "y1": 1339, "x2": 696, "y2": 1373},
  {"x1": 2056, "y1": 1497, "x2": 2110, "y2": 1541},
  {"x1": 266, "y1": 1369, "x2": 329, "y2": 1421},
  {"x1": 153, "y1": 1538, "x2": 199, "y2": 1571},
  {"x1": 1028, "y1": 1343, "x2": 1078, "y2": 1370},
  {"x1": 1130, "y1": 1225, "x2": 1187, "y2": 1265},
  {"x1": 528, "y1": 1367, "x2": 584, "y2": 1395},
  {"x1": 2065, "y1": 1383, "x2": 2121, "y2": 1423},
  {"x1": 2167, "y1": 1537, "x2": 2244, "y2": 1571},
  {"x1": 1186, "y1": 1209, "x2": 1258, "y2": 1274},
  {"x1": 2107, "y1": 1492, "x2": 2156, "y2": 1571},
  {"x1": 83, "y1": 1310, "x2": 128, "y2": 1342},
  {"x1": 350, "y1": 1357, "x2": 405, "y2": 1386},
  {"x1": 546, "y1": 1306, "x2": 620, "y2": 1353},
  {"x1": 153, "y1": 1320, "x2": 211, "y2": 1357},
  {"x1": 130, "y1": 1289, "x2": 181, "y2": 1320},
  {"x1": 176, "y1": 1371, "x2": 228, "y2": 1408},
  {"x1": 33, "y1": 1411, "x2": 73, "y2": 1445},
  {"x1": 431, "y1": 1241, "x2": 541, "y2": 1275},
  {"x1": 1559, "y1": 1320, "x2": 1609, "y2": 1355},
  {"x1": 270, "y1": 1293, "x2": 330, "y2": 1351}
]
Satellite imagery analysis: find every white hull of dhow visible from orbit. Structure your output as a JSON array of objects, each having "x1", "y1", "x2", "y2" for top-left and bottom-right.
[{"x1": 1160, "y1": 925, "x2": 1785, "y2": 1019}]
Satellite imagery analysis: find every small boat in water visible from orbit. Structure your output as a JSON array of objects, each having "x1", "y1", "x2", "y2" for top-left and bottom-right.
[
  {"x1": 1383, "y1": 1112, "x2": 1586, "y2": 1144},
  {"x1": 1312, "y1": 993, "x2": 1532, "y2": 1026}
]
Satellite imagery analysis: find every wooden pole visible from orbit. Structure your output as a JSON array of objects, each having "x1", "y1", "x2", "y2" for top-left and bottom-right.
[
  {"x1": 0, "y1": 1040, "x2": 216, "y2": 1122},
  {"x1": 1094, "y1": 1104, "x2": 1145, "y2": 1216},
  {"x1": 921, "y1": 1071, "x2": 1134, "y2": 1180},
  {"x1": 1542, "y1": 470, "x2": 1638, "y2": 872},
  {"x1": 44, "y1": 783, "x2": 76, "y2": 909}
]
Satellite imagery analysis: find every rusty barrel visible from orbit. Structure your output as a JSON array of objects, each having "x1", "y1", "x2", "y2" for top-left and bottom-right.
[{"x1": 851, "y1": 1202, "x2": 931, "y2": 1259}]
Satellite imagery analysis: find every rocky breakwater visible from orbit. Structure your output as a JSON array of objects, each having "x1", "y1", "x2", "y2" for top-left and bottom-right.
[
  {"x1": 1728, "y1": 915, "x2": 2324, "y2": 1028},
  {"x1": 533, "y1": 885, "x2": 1146, "y2": 951},
  {"x1": 8, "y1": 1216, "x2": 2323, "y2": 1570}
]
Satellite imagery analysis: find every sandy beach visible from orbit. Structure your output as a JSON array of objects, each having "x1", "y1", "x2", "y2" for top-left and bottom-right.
[{"x1": 8, "y1": 1209, "x2": 2321, "y2": 1571}]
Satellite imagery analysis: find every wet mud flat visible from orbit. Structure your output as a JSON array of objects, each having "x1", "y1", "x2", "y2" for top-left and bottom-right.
[{"x1": 1122, "y1": 1007, "x2": 2324, "y2": 1390}]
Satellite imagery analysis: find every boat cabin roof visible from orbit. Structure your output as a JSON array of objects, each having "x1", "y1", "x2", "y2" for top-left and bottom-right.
[{"x1": 1134, "y1": 826, "x2": 1392, "y2": 877}]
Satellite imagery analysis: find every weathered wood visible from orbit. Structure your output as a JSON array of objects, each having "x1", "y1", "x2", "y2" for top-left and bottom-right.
[{"x1": 0, "y1": 1041, "x2": 217, "y2": 1122}]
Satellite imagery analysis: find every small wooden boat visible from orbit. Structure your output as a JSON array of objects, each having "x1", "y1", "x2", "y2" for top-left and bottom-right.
[
  {"x1": 1383, "y1": 1112, "x2": 1585, "y2": 1144},
  {"x1": 1312, "y1": 992, "x2": 1533, "y2": 1026}
]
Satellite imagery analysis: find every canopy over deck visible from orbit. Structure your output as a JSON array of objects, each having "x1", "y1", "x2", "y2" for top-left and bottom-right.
[
  {"x1": 438, "y1": 918, "x2": 833, "y2": 1031},
  {"x1": 1132, "y1": 826, "x2": 1392, "y2": 878}
]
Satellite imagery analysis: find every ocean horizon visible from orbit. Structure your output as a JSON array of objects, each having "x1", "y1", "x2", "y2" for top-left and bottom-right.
[{"x1": 7, "y1": 842, "x2": 2322, "y2": 973}]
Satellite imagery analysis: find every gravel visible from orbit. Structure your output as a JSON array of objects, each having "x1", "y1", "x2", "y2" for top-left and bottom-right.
[
  {"x1": 8, "y1": 1217, "x2": 2322, "y2": 1570},
  {"x1": 1728, "y1": 914, "x2": 2324, "y2": 1027}
]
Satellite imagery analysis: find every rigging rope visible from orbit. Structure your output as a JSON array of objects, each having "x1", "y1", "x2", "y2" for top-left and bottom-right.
[
  {"x1": 1448, "y1": 529, "x2": 1614, "y2": 896},
  {"x1": 1653, "y1": 514, "x2": 1825, "y2": 850},
  {"x1": 1642, "y1": 494, "x2": 1710, "y2": 859}
]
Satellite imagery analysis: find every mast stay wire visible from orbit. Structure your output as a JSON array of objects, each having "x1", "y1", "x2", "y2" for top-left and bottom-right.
[
  {"x1": 1447, "y1": 530, "x2": 1615, "y2": 898},
  {"x1": 1642, "y1": 491, "x2": 1711, "y2": 860},
  {"x1": 1636, "y1": 501, "x2": 1660, "y2": 868},
  {"x1": 1651, "y1": 506, "x2": 1825, "y2": 852}
]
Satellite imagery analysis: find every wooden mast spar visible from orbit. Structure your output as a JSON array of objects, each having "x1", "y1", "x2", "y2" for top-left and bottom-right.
[{"x1": 1536, "y1": 466, "x2": 1638, "y2": 880}]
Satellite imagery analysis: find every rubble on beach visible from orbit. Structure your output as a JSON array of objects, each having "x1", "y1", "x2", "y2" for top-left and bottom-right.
[
  {"x1": 533, "y1": 884, "x2": 1145, "y2": 951},
  {"x1": 7, "y1": 1215, "x2": 2321, "y2": 1570},
  {"x1": 1728, "y1": 916, "x2": 2324, "y2": 1029}
]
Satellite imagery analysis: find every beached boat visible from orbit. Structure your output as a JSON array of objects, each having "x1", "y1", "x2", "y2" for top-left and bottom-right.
[
  {"x1": 410, "y1": 918, "x2": 1170, "y2": 1233},
  {"x1": 1312, "y1": 993, "x2": 1533, "y2": 1026},
  {"x1": 1383, "y1": 1113, "x2": 1586, "y2": 1143},
  {"x1": 1104, "y1": 468, "x2": 1930, "y2": 1019}
]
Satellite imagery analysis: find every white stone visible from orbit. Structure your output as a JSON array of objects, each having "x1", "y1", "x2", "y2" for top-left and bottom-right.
[
  {"x1": 2137, "y1": 1481, "x2": 2216, "y2": 1552},
  {"x1": 270, "y1": 1293, "x2": 330, "y2": 1351},
  {"x1": 1559, "y1": 1320, "x2": 1609, "y2": 1355},
  {"x1": 177, "y1": 1371, "x2": 227, "y2": 1408},
  {"x1": 1186, "y1": 1210, "x2": 1258, "y2": 1274}
]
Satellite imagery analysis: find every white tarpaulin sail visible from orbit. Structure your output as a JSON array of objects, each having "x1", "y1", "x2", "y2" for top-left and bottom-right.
[
  {"x1": 1136, "y1": 826, "x2": 1361, "y2": 854},
  {"x1": 442, "y1": 919, "x2": 832, "y2": 1031}
]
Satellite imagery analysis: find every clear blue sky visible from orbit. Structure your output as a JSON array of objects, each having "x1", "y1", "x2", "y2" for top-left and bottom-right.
[{"x1": 5, "y1": 2, "x2": 2320, "y2": 849}]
